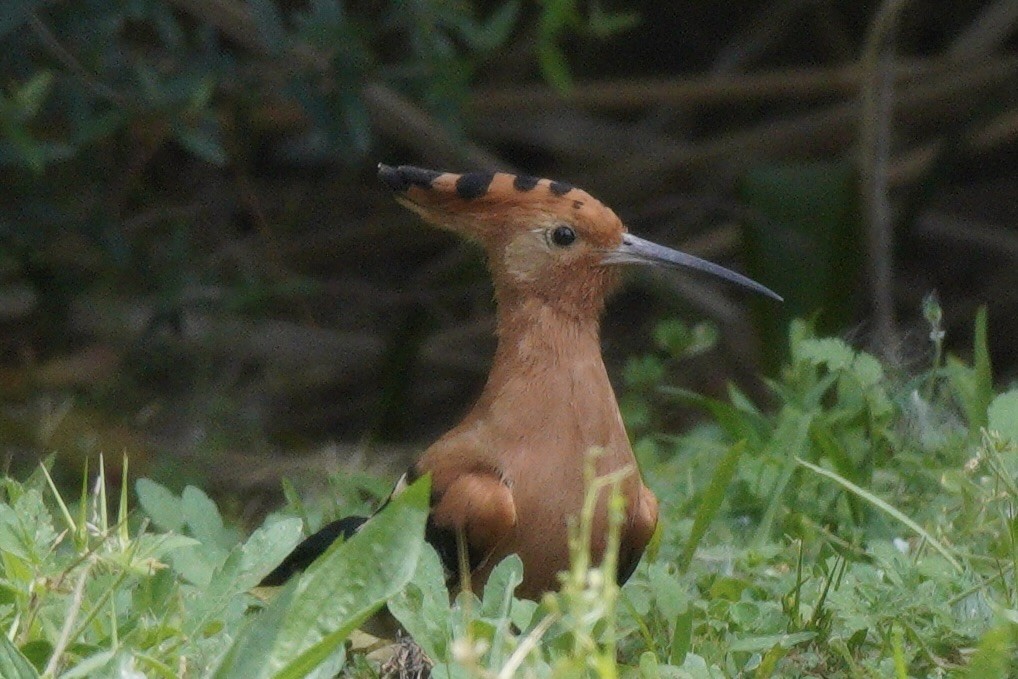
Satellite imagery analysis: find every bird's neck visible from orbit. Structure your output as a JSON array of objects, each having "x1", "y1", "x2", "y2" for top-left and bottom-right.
[
  {"x1": 489, "y1": 295, "x2": 603, "y2": 385},
  {"x1": 467, "y1": 296, "x2": 629, "y2": 458}
]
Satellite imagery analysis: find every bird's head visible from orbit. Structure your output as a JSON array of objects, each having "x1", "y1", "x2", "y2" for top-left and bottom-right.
[{"x1": 378, "y1": 164, "x2": 781, "y2": 319}]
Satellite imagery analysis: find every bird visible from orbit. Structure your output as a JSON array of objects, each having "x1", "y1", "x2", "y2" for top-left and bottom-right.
[{"x1": 261, "y1": 163, "x2": 782, "y2": 600}]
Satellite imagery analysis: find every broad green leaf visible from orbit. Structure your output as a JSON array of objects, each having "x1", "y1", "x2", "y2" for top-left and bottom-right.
[
  {"x1": 850, "y1": 351, "x2": 884, "y2": 388},
  {"x1": 104, "y1": 532, "x2": 199, "y2": 573},
  {"x1": 794, "y1": 338, "x2": 854, "y2": 371},
  {"x1": 653, "y1": 319, "x2": 692, "y2": 356},
  {"x1": 647, "y1": 563, "x2": 688, "y2": 622},
  {"x1": 620, "y1": 393, "x2": 653, "y2": 431},
  {"x1": 625, "y1": 355, "x2": 667, "y2": 390},
  {"x1": 755, "y1": 642, "x2": 790, "y2": 678},
  {"x1": 136, "y1": 479, "x2": 184, "y2": 532},
  {"x1": 510, "y1": 597, "x2": 539, "y2": 633},
  {"x1": 213, "y1": 476, "x2": 430, "y2": 679},
  {"x1": 676, "y1": 652, "x2": 717, "y2": 677},
  {"x1": 2, "y1": 489, "x2": 57, "y2": 561},
  {"x1": 481, "y1": 553, "x2": 523, "y2": 619},
  {"x1": 0, "y1": 503, "x2": 28, "y2": 560},
  {"x1": 187, "y1": 548, "x2": 247, "y2": 630},
  {"x1": 241, "y1": 518, "x2": 304, "y2": 587},
  {"x1": 0, "y1": 635, "x2": 39, "y2": 679},
  {"x1": 727, "y1": 631, "x2": 815, "y2": 653},
  {"x1": 57, "y1": 649, "x2": 119, "y2": 678},
  {"x1": 171, "y1": 541, "x2": 226, "y2": 588},
  {"x1": 638, "y1": 651, "x2": 659, "y2": 677},
  {"x1": 388, "y1": 544, "x2": 451, "y2": 661},
  {"x1": 987, "y1": 390, "x2": 1018, "y2": 443},
  {"x1": 181, "y1": 485, "x2": 230, "y2": 547}
]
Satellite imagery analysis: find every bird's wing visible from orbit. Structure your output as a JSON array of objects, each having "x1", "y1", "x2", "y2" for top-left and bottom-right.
[
  {"x1": 258, "y1": 462, "x2": 517, "y2": 588},
  {"x1": 422, "y1": 468, "x2": 518, "y2": 579},
  {"x1": 618, "y1": 483, "x2": 659, "y2": 585},
  {"x1": 257, "y1": 471, "x2": 414, "y2": 587},
  {"x1": 259, "y1": 515, "x2": 368, "y2": 586}
]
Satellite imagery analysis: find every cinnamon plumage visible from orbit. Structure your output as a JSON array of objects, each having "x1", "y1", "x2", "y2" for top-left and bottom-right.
[{"x1": 262, "y1": 164, "x2": 781, "y2": 599}]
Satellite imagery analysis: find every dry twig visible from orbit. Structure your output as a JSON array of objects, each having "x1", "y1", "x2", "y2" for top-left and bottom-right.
[{"x1": 858, "y1": 0, "x2": 911, "y2": 357}]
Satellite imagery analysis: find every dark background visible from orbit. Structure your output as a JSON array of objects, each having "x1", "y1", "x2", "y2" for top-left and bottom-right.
[{"x1": 1, "y1": 0, "x2": 1016, "y2": 517}]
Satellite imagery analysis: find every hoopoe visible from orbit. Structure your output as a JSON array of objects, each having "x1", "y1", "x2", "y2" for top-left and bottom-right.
[{"x1": 262, "y1": 164, "x2": 781, "y2": 600}]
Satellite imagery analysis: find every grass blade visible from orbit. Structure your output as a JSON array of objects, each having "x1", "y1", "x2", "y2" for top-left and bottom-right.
[
  {"x1": 678, "y1": 440, "x2": 745, "y2": 573},
  {"x1": 796, "y1": 458, "x2": 962, "y2": 572}
]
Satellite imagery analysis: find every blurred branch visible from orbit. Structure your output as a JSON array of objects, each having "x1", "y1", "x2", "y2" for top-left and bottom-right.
[
  {"x1": 362, "y1": 84, "x2": 509, "y2": 170},
  {"x1": 468, "y1": 53, "x2": 1017, "y2": 191},
  {"x1": 470, "y1": 58, "x2": 943, "y2": 114},
  {"x1": 69, "y1": 296, "x2": 489, "y2": 375},
  {"x1": 915, "y1": 211, "x2": 1018, "y2": 262},
  {"x1": 889, "y1": 107, "x2": 1018, "y2": 186},
  {"x1": 949, "y1": 0, "x2": 1018, "y2": 58},
  {"x1": 858, "y1": 0, "x2": 910, "y2": 358}
]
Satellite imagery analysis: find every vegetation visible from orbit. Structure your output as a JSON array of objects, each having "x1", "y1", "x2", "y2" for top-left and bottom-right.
[{"x1": 2, "y1": 305, "x2": 1016, "y2": 677}]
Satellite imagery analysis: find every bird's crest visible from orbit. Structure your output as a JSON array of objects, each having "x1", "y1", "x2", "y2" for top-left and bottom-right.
[{"x1": 377, "y1": 163, "x2": 625, "y2": 250}]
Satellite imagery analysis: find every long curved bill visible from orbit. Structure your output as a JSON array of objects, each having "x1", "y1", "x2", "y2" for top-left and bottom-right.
[{"x1": 604, "y1": 233, "x2": 783, "y2": 302}]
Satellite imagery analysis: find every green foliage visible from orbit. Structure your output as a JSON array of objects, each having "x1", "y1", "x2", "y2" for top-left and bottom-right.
[
  {"x1": 3, "y1": 310, "x2": 1018, "y2": 676},
  {"x1": 0, "y1": 633, "x2": 41, "y2": 679},
  {"x1": 635, "y1": 312, "x2": 961, "y2": 542},
  {"x1": 0, "y1": 0, "x2": 524, "y2": 174},
  {"x1": 620, "y1": 319, "x2": 719, "y2": 435},
  {"x1": 0, "y1": 0, "x2": 631, "y2": 378},
  {"x1": 739, "y1": 161, "x2": 861, "y2": 369},
  {"x1": 0, "y1": 459, "x2": 427, "y2": 677},
  {"x1": 213, "y1": 477, "x2": 429, "y2": 679},
  {"x1": 0, "y1": 0, "x2": 630, "y2": 181},
  {"x1": 535, "y1": 0, "x2": 639, "y2": 91},
  {"x1": 617, "y1": 307, "x2": 1018, "y2": 675}
]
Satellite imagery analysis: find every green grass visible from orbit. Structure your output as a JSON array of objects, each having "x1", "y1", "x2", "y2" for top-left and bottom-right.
[{"x1": 2, "y1": 308, "x2": 1017, "y2": 677}]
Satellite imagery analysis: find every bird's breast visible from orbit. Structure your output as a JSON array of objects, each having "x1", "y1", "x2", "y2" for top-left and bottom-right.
[
  {"x1": 421, "y1": 303, "x2": 648, "y2": 598},
  {"x1": 484, "y1": 423, "x2": 640, "y2": 597}
]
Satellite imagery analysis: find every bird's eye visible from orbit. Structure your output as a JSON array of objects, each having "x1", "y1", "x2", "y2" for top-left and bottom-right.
[{"x1": 550, "y1": 225, "x2": 576, "y2": 247}]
